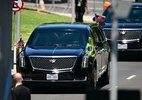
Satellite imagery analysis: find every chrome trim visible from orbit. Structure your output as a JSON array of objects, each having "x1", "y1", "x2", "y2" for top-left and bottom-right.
[
  {"x1": 107, "y1": 38, "x2": 140, "y2": 42},
  {"x1": 23, "y1": 77, "x2": 88, "y2": 82},
  {"x1": 120, "y1": 30, "x2": 126, "y2": 35},
  {"x1": 29, "y1": 55, "x2": 77, "y2": 58},
  {"x1": 49, "y1": 59, "x2": 56, "y2": 63},
  {"x1": 32, "y1": 68, "x2": 73, "y2": 73}
]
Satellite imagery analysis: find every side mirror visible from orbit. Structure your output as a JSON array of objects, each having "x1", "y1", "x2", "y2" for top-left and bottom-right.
[{"x1": 95, "y1": 41, "x2": 103, "y2": 49}]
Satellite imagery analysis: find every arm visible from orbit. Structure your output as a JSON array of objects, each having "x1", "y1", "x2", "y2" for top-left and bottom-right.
[{"x1": 85, "y1": 2, "x2": 89, "y2": 14}]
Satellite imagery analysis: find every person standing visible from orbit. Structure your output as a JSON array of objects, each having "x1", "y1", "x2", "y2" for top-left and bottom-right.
[
  {"x1": 11, "y1": 73, "x2": 31, "y2": 100},
  {"x1": 75, "y1": 0, "x2": 89, "y2": 22}
]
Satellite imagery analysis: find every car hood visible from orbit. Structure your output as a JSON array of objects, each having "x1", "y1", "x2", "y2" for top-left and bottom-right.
[
  {"x1": 25, "y1": 46, "x2": 85, "y2": 56},
  {"x1": 102, "y1": 22, "x2": 142, "y2": 28}
]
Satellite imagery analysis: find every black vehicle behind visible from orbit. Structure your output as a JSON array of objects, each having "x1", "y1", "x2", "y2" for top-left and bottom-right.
[{"x1": 102, "y1": 3, "x2": 142, "y2": 60}]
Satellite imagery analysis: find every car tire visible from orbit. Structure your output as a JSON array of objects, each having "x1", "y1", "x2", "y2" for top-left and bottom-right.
[
  {"x1": 99, "y1": 61, "x2": 110, "y2": 86},
  {"x1": 89, "y1": 67, "x2": 98, "y2": 89}
]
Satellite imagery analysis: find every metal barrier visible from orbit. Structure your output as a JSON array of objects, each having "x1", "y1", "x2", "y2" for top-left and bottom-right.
[
  {"x1": 24, "y1": 0, "x2": 111, "y2": 15},
  {"x1": 44, "y1": 0, "x2": 105, "y2": 15},
  {"x1": 25, "y1": 0, "x2": 135, "y2": 15}
]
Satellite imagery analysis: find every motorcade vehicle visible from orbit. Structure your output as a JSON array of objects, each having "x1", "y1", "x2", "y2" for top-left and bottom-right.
[
  {"x1": 101, "y1": 3, "x2": 142, "y2": 60},
  {"x1": 17, "y1": 22, "x2": 110, "y2": 89}
]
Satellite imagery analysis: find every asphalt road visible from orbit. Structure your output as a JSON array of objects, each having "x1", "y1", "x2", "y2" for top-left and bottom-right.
[{"x1": 31, "y1": 61, "x2": 142, "y2": 100}]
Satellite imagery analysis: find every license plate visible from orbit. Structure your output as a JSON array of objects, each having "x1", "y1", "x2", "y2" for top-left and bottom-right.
[
  {"x1": 118, "y1": 44, "x2": 127, "y2": 49},
  {"x1": 46, "y1": 74, "x2": 58, "y2": 80}
]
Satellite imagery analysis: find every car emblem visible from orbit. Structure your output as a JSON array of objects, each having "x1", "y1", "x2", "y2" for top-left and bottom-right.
[
  {"x1": 49, "y1": 59, "x2": 56, "y2": 63},
  {"x1": 120, "y1": 31, "x2": 126, "y2": 35}
]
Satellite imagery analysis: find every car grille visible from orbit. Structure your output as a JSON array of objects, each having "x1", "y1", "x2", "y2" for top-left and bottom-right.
[
  {"x1": 104, "y1": 30, "x2": 142, "y2": 40},
  {"x1": 29, "y1": 56, "x2": 77, "y2": 70}
]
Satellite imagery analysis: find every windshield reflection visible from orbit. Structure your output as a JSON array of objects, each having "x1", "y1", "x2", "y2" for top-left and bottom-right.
[
  {"x1": 104, "y1": 7, "x2": 142, "y2": 23},
  {"x1": 30, "y1": 29, "x2": 88, "y2": 47}
]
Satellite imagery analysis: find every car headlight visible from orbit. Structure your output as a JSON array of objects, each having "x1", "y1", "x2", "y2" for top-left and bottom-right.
[
  {"x1": 81, "y1": 54, "x2": 89, "y2": 68},
  {"x1": 19, "y1": 51, "x2": 25, "y2": 68}
]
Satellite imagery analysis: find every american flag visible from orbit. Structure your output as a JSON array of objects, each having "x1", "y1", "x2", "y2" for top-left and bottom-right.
[{"x1": 17, "y1": 38, "x2": 24, "y2": 49}]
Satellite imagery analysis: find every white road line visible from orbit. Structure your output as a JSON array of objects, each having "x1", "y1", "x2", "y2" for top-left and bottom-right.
[
  {"x1": 108, "y1": 75, "x2": 137, "y2": 90},
  {"x1": 108, "y1": 86, "x2": 118, "y2": 91},
  {"x1": 126, "y1": 75, "x2": 136, "y2": 80}
]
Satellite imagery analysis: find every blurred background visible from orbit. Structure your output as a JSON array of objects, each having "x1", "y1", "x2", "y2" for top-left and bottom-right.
[{"x1": 24, "y1": 0, "x2": 116, "y2": 16}]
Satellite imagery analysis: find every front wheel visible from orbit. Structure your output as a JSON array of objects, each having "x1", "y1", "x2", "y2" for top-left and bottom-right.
[
  {"x1": 89, "y1": 68, "x2": 98, "y2": 89},
  {"x1": 99, "y1": 61, "x2": 110, "y2": 86}
]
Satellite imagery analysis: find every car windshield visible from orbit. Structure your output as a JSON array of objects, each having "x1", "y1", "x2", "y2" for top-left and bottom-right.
[
  {"x1": 29, "y1": 29, "x2": 88, "y2": 47},
  {"x1": 104, "y1": 7, "x2": 142, "y2": 23}
]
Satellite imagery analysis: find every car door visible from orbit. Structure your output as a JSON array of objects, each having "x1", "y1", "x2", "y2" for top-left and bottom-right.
[
  {"x1": 94, "y1": 27, "x2": 109, "y2": 75},
  {"x1": 90, "y1": 26, "x2": 102, "y2": 77}
]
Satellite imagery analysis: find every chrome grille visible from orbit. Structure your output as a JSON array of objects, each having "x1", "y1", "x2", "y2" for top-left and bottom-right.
[
  {"x1": 29, "y1": 56, "x2": 77, "y2": 70},
  {"x1": 104, "y1": 30, "x2": 142, "y2": 40}
]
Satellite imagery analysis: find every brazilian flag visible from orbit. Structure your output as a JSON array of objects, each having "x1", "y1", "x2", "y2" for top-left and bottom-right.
[{"x1": 85, "y1": 37, "x2": 96, "y2": 56}]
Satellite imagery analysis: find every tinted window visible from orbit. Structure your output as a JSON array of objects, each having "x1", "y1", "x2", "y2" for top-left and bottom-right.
[
  {"x1": 29, "y1": 29, "x2": 88, "y2": 47},
  {"x1": 90, "y1": 28, "x2": 99, "y2": 42},
  {"x1": 103, "y1": 7, "x2": 142, "y2": 23},
  {"x1": 94, "y1": 27, "x2": 105, "y2": 41},
  {"x1": 91, "y1": 26, "x2": 105, "y2": 42}
]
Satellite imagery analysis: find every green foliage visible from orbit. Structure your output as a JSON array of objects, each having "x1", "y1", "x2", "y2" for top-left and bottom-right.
[{"x1": 20, "y1": 9, "x2": 72, "y2": 41}]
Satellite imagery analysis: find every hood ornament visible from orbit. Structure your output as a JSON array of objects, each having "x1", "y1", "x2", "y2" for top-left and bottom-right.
[
  {"x1": 49, "y1": 59, "x2": 56, "y2": 63},
  {"x1": 120, "y1": 31, "x2": 126, "y2": 35}
]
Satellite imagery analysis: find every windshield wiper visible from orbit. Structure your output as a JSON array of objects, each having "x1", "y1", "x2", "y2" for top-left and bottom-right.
[
  {"x1": 31, "y1": 44, "x2": 80, "y2": 47},
  {"x1": 70, "y1": 44, "x2": 80, "y2": 47},
  {"x1": 31, "y1": 44, "x2": 59, "y2": 46},
  {"x1": 58, "y1": 44, "x2": 80, "y2": 47}
]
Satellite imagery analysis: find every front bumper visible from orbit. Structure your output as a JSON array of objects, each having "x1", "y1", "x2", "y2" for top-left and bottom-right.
[
  {"x1": 20, "y1": 69, "x2": 91, "y2": 87},
  {"x1": 108, "y1": 39, "x2": 142, "y2": 59},
  {"x1": 22, "y1": 77, "x2": 88, "y2": 87},
  {"x1": 108, "y1": 39, "x2": 142, "y2": 49}
]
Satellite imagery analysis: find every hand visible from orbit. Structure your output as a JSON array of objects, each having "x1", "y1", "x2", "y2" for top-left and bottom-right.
[{"x1": 86, "y1": 11, "x2": 89, "y2": 14}]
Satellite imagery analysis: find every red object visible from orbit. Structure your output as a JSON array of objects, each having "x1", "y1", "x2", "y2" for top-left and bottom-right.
[
  {"x1": 12, "y1": 0, "x2": 24, "y2": 12},
  {"x1": 103, "y1": 1, "x2": 111, "y2": 10},
  {"x1": 17, "y1": 38, "x2": 24, "y2": 49}
]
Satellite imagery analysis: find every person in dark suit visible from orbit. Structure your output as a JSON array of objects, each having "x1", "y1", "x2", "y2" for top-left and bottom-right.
[
  {"x1": 75, "y1": 0, "x2": 89, "y2": 22},
  {"x1": 11, "y1": 73, "x2": 31, "y2": 100}
]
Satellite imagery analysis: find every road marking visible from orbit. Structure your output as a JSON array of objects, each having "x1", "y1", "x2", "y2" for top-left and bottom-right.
[
  {"x1": 126, "y1": 75, "x2": 136, "y2": 80},
  {"x1": 108, "y1": 86, "x2": 118, "y2": 91}
]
